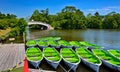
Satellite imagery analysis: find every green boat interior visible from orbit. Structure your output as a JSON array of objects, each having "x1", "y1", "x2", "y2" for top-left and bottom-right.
[
  {"x1": 93, "y1": 49, "x2": 120, "y2": 66},
  {"x1": 58, "y1": 40, "x2": 71, "y2": 46},
  {"x1": 38, "y1": 37, "x2": 61, "y2": 41},
  {"x1": 69, "y1": 41, "x2": 80, "y2": 46},
  {"x1": 109, "y1": 50, "x2": 120, "y2": 58},
  {"x1": 80, "y1": 41, "x2": 102, "y2": 48},
  {"x1": 61, "y1": 48, "x2": 80, "y2": 63},
  {"x1": 38, "y1": 40, "x2": 47, "y2": 46},
  {"x1": 44, "y1": 47, "x2": 60, "y2": 62},
  {"x1": 26, "y1": 47, "x2": 42, "y2": 61},
  {"x1": 26, "y1": 40, "x2": 36, "y2": 46},
  {"x1": 47, "y1": 40, "x2": 59, "y2": 46},
  {"x1": 76, "y1": 48, "x2": 100, "y2": 64}
]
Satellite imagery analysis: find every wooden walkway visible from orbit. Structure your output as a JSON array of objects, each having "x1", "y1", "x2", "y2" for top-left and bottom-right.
[{"x1": 0, "y1": 44, "x2": 25, "y2": 72}]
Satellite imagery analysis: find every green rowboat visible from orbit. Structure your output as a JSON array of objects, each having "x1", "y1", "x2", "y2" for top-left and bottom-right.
[
  {"x1": 58, "y1": 40, "x2": 72, "y2": 48},
  {"x1": 80, "y1": 41, "x2": 103, "y2": 49},
  {"x1": 61, "y1": 48, "x2": 80, "y2": 71},
  {"x1": 26, "y1": 47, "x2": 43, "y2": 68},
  {"x1": 92, "y1": 49, "x2": 120, "y2": 71},
  {"x1": 43, "y1": 47, "x2": 61, "y2": 69},
  {"x1": 47, "y1": 40, "x2": 60, "y2": 48},
  {"x1": 76, "y1": 48, "x2": 101, "y2": 72},
  {"x1": 69, "y1": 41, "x2": 87, "y2": 48},
  {"x1": 26, "y1": 40, "x2": 37, "y2": 47},
  {"x1": 108, "y1": 49, "x2": 120, "y2": 60},
  {"x1": 37, "y1": 40, "x2": 48, "y2": 48}
]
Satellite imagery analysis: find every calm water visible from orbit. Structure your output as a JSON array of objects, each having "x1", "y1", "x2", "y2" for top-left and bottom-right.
[{"x1": 27, "y1": 29, "x2": 120, "y2": 50}]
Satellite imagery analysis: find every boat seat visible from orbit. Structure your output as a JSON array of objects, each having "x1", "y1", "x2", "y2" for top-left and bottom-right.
[
  {"x1": 65, "y1": 58, "x2": 79, "y2": 63},
  {"x1": 110, "y1": 60, "x2": 120, "y2": 65},
  {"x1": 102, "y1": 56, "x2": 111, "y2": 60},
  {"x1": 29, "y1": 57, "x2": 42, "y2": 61},
  {"x1": 87, "y1": 58, "x2": 99, "y2": 63},
  {"x1": 47, "y1": 57, "x2": 60, "y2": 61}
]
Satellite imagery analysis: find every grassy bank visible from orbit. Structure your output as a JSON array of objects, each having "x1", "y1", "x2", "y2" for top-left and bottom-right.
[
  {"x1": 0, "y1": 28, "x2": 11, "y2": 40},
  {"x1": 2, "y1": 67, "x2": 23, "y2": 72}
]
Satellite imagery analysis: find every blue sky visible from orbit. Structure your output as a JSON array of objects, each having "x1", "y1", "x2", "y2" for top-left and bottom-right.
[{"x1": 0, "y1": 0, "x2": 120, "y2": 18}]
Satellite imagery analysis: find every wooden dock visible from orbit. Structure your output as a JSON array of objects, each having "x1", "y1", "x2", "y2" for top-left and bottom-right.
[{"x1": 0, "y1": 44, "x2": 25, "y2": 72}]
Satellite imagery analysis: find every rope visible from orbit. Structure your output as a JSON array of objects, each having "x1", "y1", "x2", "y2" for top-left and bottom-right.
[{"x1": 58, "y1": 64, "x2": 67, "y2": 72}]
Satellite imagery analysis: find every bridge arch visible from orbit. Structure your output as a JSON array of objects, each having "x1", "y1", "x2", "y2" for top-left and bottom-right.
[{"x1": 27, "y1": 21, "x2": 53, "y2": 30}]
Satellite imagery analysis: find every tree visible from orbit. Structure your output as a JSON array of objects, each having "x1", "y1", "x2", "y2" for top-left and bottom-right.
[
  {"x1": 0, "y1": 20, "x2": 8, "y2": 29},
  {"x1": 86, "y1": 13, "x2": 92, "y2": 19},
  {"x1": 9, "y1": 27, "x2": 20, "y2": 37},
  {"x1": 94, "y1": 12, "x2": 100, "y2": 17},
  {"x1": 0, "y1": 12, "x2": 6, "y2": 19},
  {"x1": 87, "y1": 16, "x2": 102, "y2": 29},
  {"x1": 62, "y1": 6, "x2": 76, "y2": 12},
  {"x1": 6, "y1": 14, "x2": 17, "y2": 19},
  {"x1": 103, "y1": 13, "x2": 120, "y2": 29},
  {"x1": 17, "y1": 18, "x2": 27, "y2": 34},
  {"x1": 113, "y1": 20, "x2": 118, "y2": 29},
  {"x1": 30, "y1": 9, "x2": 49, "y2": 23},
  {"x1": 30, "y1": 10, "x2": 40, "y2": 21}
]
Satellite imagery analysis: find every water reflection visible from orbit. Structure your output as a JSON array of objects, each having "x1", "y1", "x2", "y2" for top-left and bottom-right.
[{"x1": 28, "y1": 29, "x2": 120, "y2": 50}]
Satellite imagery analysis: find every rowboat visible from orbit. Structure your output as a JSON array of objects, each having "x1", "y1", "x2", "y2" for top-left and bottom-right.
[
  {"x1": 39, "y1": 37, "x2": 53, "y2": 41},
  {"x1": 92, "y1": 49, "x2": 120, "y2": 71},
  {"x1": 58, "y1": 40, "x2": 72, "y2": 48},
  {"x1": 69, "y1": 41, "x2": 87, "y2": 48},
  {"x1": 108, "y1": 49, "x2": 120, "y2": 59},
  {"x1": 26, "y1": 47, "x2": 43, "y2": 68},
  {"x1": 26, "y1": 40, "x2": 37, "y2": 47},
  {"x1": 61, "y1": 48, "x2": 80, "y2": 72},
  {"x1": 37, "y1": 40, "x2": 48, "y2": 48},
  {"x1": 52, "y1": 37, "x2": 61, "y2": 41},
  {"x1": 76, "y1": 48, "x2": 102, "y2": 72},
  {"x1": 43, "y1": 47, "x2": 61, "y2": 70},
  {"x1": 80, "y1": 41, "x2": 103, "y2": 49},
  {"x1": 38, "y1": 37, "x2": 61, "y2": 41},
  {"x1": 47, "y1": 40, "x2": 60, "y2": 48}
]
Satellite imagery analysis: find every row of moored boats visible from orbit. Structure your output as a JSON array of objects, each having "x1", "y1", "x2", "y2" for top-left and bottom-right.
[{"x1": 25, "y1": 37, "x2": 120, "y2": 72}]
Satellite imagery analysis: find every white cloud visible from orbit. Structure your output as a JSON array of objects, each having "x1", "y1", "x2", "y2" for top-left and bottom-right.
[{"x1": 85, "y1": 6, "x2": 120, "y2": 15}]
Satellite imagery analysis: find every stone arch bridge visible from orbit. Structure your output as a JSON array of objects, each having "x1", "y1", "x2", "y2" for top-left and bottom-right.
[{"x1": 28, "y1": 21, "x2": 53, "y2": 30}]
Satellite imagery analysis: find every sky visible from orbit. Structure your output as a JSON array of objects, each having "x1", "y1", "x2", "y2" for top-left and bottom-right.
[{"x1": 0, "y1": 0, "x2": 120, "y2": 18}]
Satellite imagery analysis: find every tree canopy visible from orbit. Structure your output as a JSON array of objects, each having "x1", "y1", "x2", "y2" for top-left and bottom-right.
[
  {"x1": 0, "y1": 12, "x2": 27, "y2": 40},
  {"x1": 30, "y1": 6, "x2": 120, "y2": 29}
]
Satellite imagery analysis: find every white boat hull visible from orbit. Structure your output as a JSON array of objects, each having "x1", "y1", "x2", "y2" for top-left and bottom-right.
[
  {"x1": 28, "y1": 60, "x2": 41, "y2": 68},
  {"x1": 63, "y1": 59, "x2": 79, "y2": 72},
  {"x1": 38, "y1": 45, "x2": 48, "y2": 48},
  {"x1": 61, "y1": 45, "x2": 73, "y2": 48},
  {"x1": 45, "y1": 58, "x2": 59, "y2": 70},
  {"x1": 50, "y1": 45, "x2": 61, "y2": 48},
  {"x1": 102, "y1": 60, "x2": 120, "y2": 71},
  {"x1": 81, "y1": 58, "x2": 101, "y2": 72}
]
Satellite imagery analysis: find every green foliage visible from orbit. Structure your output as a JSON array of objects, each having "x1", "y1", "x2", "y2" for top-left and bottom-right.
[
  {"x1": 17, "y1": 18, "x2": 27, "y2": 34},
  {"x1": 103, "y1": 13, "x2": 120, "y2": 29},
  {"x1": 30, "y1": 9, "x2": 49, "y2": 23},
  {"x1": 0, "y1": 19, "x2": 8, "y2": 29},
  {"x1": 2, "y1": 67, "x2": 23, "y2": 72},
  {"x1": 9, "y1": 27, "x2": 20, "y2": 37},
  {"x1": 0, "y1": 35, "x2": 6, "y2": 40},
  {"x1": 29, "y1": 6, "x2": 120, "y2": 29},
  {"x1": 87, "y1": 16, "x2": 102, "y2": 29},
  {"x1": 0, "y1": 12, "x2": 27, "y2": 39}
]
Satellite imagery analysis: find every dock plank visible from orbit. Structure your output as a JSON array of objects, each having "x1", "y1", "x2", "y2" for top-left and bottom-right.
[{"x1": 0, "y1": 44, "x2": 25, "y2": 72}]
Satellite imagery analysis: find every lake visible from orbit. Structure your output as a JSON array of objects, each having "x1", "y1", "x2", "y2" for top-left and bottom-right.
[{"x1": 27, "y1": 29, "x2": 120, "y2": 50}]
